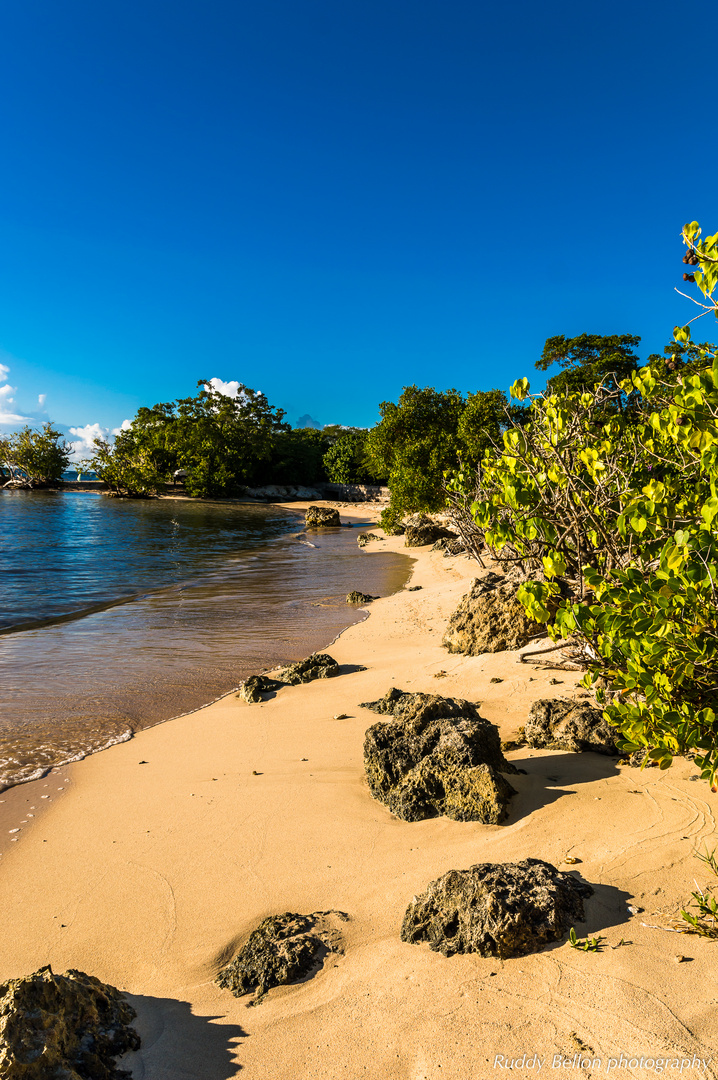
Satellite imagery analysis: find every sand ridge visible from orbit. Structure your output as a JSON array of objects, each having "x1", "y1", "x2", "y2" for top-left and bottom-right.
[{"x1": 0, "y1": 503, "x2": 716, "y2": 1079}]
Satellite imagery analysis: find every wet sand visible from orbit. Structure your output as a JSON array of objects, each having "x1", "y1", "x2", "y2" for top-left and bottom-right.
[{"x1": 0, "y1": 503, "x2": 716, "y2": 1079}]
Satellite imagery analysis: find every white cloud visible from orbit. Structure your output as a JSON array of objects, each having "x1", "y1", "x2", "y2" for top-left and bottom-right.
[
  {"x1": 207, "y1": 377, "x2": 243, "y2": 398},
  {"x1": 112, "y1": 418, "x2": 132, "y2": 436},
  {"x1": 38, "y1": 393, "x2": 46, "y2": 407},
  {"x1": 68, "y1": 422, "x2": 109, "y2": 460},
  {"x1": 0, "y1": 365, "x2": 34, "y2": 426}
]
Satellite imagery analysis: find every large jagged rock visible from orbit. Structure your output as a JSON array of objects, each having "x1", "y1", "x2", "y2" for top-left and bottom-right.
[
  {"x1": 405, "y1": 524, "x2": 455, "y2": 548},
  {"x1": 216, "y1": 911, "x2": 347, "y2": 1002},
  {"x1": 278, "y1": 653, "x2": 340, "y2": 684},
  {"x1": 238, "y1": 675, "x2": 285, "y2": 704},
  {"x1": 305, "y1": 506, "x2": 341, "y2": 527},
  {"x1": 357, "y1": 532, "x2": 382, "y2": 547},
  {"x1": 401, "y1": 858, "x2": 593, "y2": 959},
  {"x1": 524, "y1": 699, "x2": 619, "y2": 755},
  {"x1": 346, "y1": 591, "x2": 378, "y2": 604},
  {"x1": 0, "y1": 965, "x2": 140, "y2": 1079},
  {"x1": 362, "y1": 691, "x2": 518, "y2": 823},
  {"x1": 442, "y1": 575, "x2": 537, "y2": 655}
]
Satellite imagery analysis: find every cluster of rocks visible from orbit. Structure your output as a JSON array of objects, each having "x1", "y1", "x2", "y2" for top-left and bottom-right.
[
  {"x1": 361, "y1": 690, "x2": 518, "y2": 824},
  {"x1": 239, "y1": 653, "x2": 341, "y2": 703},
  {"x1": 0, "y1": 511, "x2": 615, "y2": 1056},
  {"x1": 215, "y1": 911, "x2": 347, "y2": 1003},
  {"x1": 442, "y1": 573, "x2": 537, "y2": 655},
  {"x1": 243, "y1": 485, "x2": 325, "y2": 501},
  {"x1": 0, "y1": 966, "x2": 140, "y2": 1079}
]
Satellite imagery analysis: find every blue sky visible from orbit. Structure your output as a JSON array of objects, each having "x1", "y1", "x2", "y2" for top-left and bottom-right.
[{"x1": 1, "y1": 0, "x2": 716, "y2": 452}]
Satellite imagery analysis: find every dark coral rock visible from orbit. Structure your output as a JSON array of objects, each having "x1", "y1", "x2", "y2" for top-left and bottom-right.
[
  {"x1": 0, "y1": 965, "x2": 140, "y2": 1080},
  {"x1": 360, "y1": 687, "x2": 407, "y2": 715},
  {"x1": 442, "y1": 576, "x2": 537, "y2": 655},
  {"x1": 216, "y1": 911, "x2": 347, "y2": 1002},
  {"x1": 432, "y1": 536, "x2": 466, "y2": 556},
  {"x1": 239, "y1": 675, "x2": 285, "y2": 704},
  {"x1": 401, "y1": 858, "x2": 593, "y2": 959},
  {"x1": 362, "y1": 691, "x2": 517, "y2": 823},
  {"x1": 346, "y1": 591, "x2": 378, "y2": 604},
  {"x1": 405, "y1": 524, "x2": 455, "y2": 548},
  {"x1": 524, "y1": 699, "x2": 619, "y2": 755},
  {"x1": 305, "y1": 506, "x2": 341, "y2": 527},
  {"x1": 357, "y1": 532, "x2": 382, "y2": 548},
  {"x1": 278, "y1": 653, "x2": 340, "y2": 685}
]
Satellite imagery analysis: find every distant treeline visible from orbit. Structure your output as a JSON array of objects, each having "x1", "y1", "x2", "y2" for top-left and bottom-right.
[{"x1": 1, "y1": 332, "x2": 677, "y2": 513}]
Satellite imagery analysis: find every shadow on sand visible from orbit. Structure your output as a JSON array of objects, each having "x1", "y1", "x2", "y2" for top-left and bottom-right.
[
  {"x1": 503, "y1": 749, "x2": 622, "y2": 824},
  {"x1": 119, "y1": 993, "x2": 247, "y2": 1080}
]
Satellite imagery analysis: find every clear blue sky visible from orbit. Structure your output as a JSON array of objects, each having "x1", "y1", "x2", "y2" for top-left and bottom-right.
[{"x1": 1, "y1": 0, "x2": 716, "y2": 446}]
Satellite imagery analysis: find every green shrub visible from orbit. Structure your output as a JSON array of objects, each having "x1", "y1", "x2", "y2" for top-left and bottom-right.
[{"x1": 449, "y1": 221, "x2": 718, "y2": 788}]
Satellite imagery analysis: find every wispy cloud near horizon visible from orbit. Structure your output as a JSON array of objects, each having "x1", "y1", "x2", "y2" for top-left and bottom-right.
[{"x1": 0, "y1": 364, "x2": 35, "y2": 426}]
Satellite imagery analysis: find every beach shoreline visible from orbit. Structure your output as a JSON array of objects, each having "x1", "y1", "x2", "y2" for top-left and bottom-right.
[
  {"x1": 0, "y1": 505, "x2": 716, "y2": 1078},
  {"x1": 0, "y1": 498, "x2": 407, "y2": 794}
]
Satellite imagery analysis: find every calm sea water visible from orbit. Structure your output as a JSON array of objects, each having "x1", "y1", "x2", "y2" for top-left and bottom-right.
[{"x1": 0, "y1": 491, "x2": 409, "y2": 789}]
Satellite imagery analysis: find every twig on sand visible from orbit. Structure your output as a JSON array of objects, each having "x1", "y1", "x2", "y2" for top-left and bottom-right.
[{"x1": 640, "y1": 922, "x2": 686, "y2": 934}]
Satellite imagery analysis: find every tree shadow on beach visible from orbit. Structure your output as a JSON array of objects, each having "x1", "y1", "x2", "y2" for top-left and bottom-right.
[
  {"x1": 503, "y1": 750, "x2": 622, "y2": 824},
  {"x1": 119, "y1": 993, "x2": 247, "y2": 1079}
]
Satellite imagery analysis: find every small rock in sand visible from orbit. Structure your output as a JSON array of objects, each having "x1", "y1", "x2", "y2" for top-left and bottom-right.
[{"x1": 216, "y1": 911, "x2": 347, "y2": 1003}]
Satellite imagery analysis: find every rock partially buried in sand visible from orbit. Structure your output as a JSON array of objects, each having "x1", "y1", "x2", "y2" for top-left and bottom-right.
[
  {"x1": 0, "y1": 965, "x2": 140, "y2": 1079},
  {"x1": 216, "y1": 911, "x2": 347, "y2": 1002},
  {"x1": 278, "y1": 653, "x2": 340, "y2": 684},
  {"x1": 442, "y1": 575, "x2": 537, "y2": 655},
  {"x1": 357, "y1": 532, "x2": 382, "y2": 547},
  {"x1": 238, "y1": 675, "x2": 285, "y2": 704},
  {"x1": 524, "y1": 699, "x2": 619, "y2": 755},
  {"x1": 346, "y1": 591, "x2": 378, "y2": 604},
  {"x1": 305, "y1": 506, "x2": 341, "y2": 528},
  {"x1": 361, "y1": 690, "x2": 518, "y2": 823},
  {"x1": 401, "y1": 859, "x2": 593, "y2": 959},
  {"x1": 239, "y1": 654, "x2": 344, "y2": 702}
]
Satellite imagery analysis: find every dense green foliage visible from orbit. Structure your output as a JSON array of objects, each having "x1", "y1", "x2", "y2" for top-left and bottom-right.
[
  {"x1": 262, "y1": 427, "x2": 329, "y2": 487},
  {"x1": 87, "y1": 381, "x2": 290, "y2": 497},
  {"x1": 366, "y1": 385, "x2": 511, "y2": 531},
  {"x1": 449, "y1": 221, "x2": 718, "y2": 788},
  {"x1": 322, "y1": 429, "x2": 382, "y2": 485},
  {"x1": 0, "y1": 423, "x2": 70, "y2": 485},
  {"x1": 535, "y1": 333, "x2": 641, "y2": 395}
]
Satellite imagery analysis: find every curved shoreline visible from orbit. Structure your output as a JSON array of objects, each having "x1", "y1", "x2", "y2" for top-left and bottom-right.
[
  {"x1": 0, "y1": 512, "x2": 715, "y2": 1078},
  {"x1": 0, "y1": 501, "x2": 408, "y2": 792}
]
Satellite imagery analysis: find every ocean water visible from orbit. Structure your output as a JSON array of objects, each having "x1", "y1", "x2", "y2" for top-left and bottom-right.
[{"x1": 0, "y1": 491, "x2": 410, "y2": 789}]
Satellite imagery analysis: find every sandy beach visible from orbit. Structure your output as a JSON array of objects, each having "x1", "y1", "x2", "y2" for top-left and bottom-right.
[{"x1": 1, "y1": 503, "x2": 716, "y2": 1079}]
